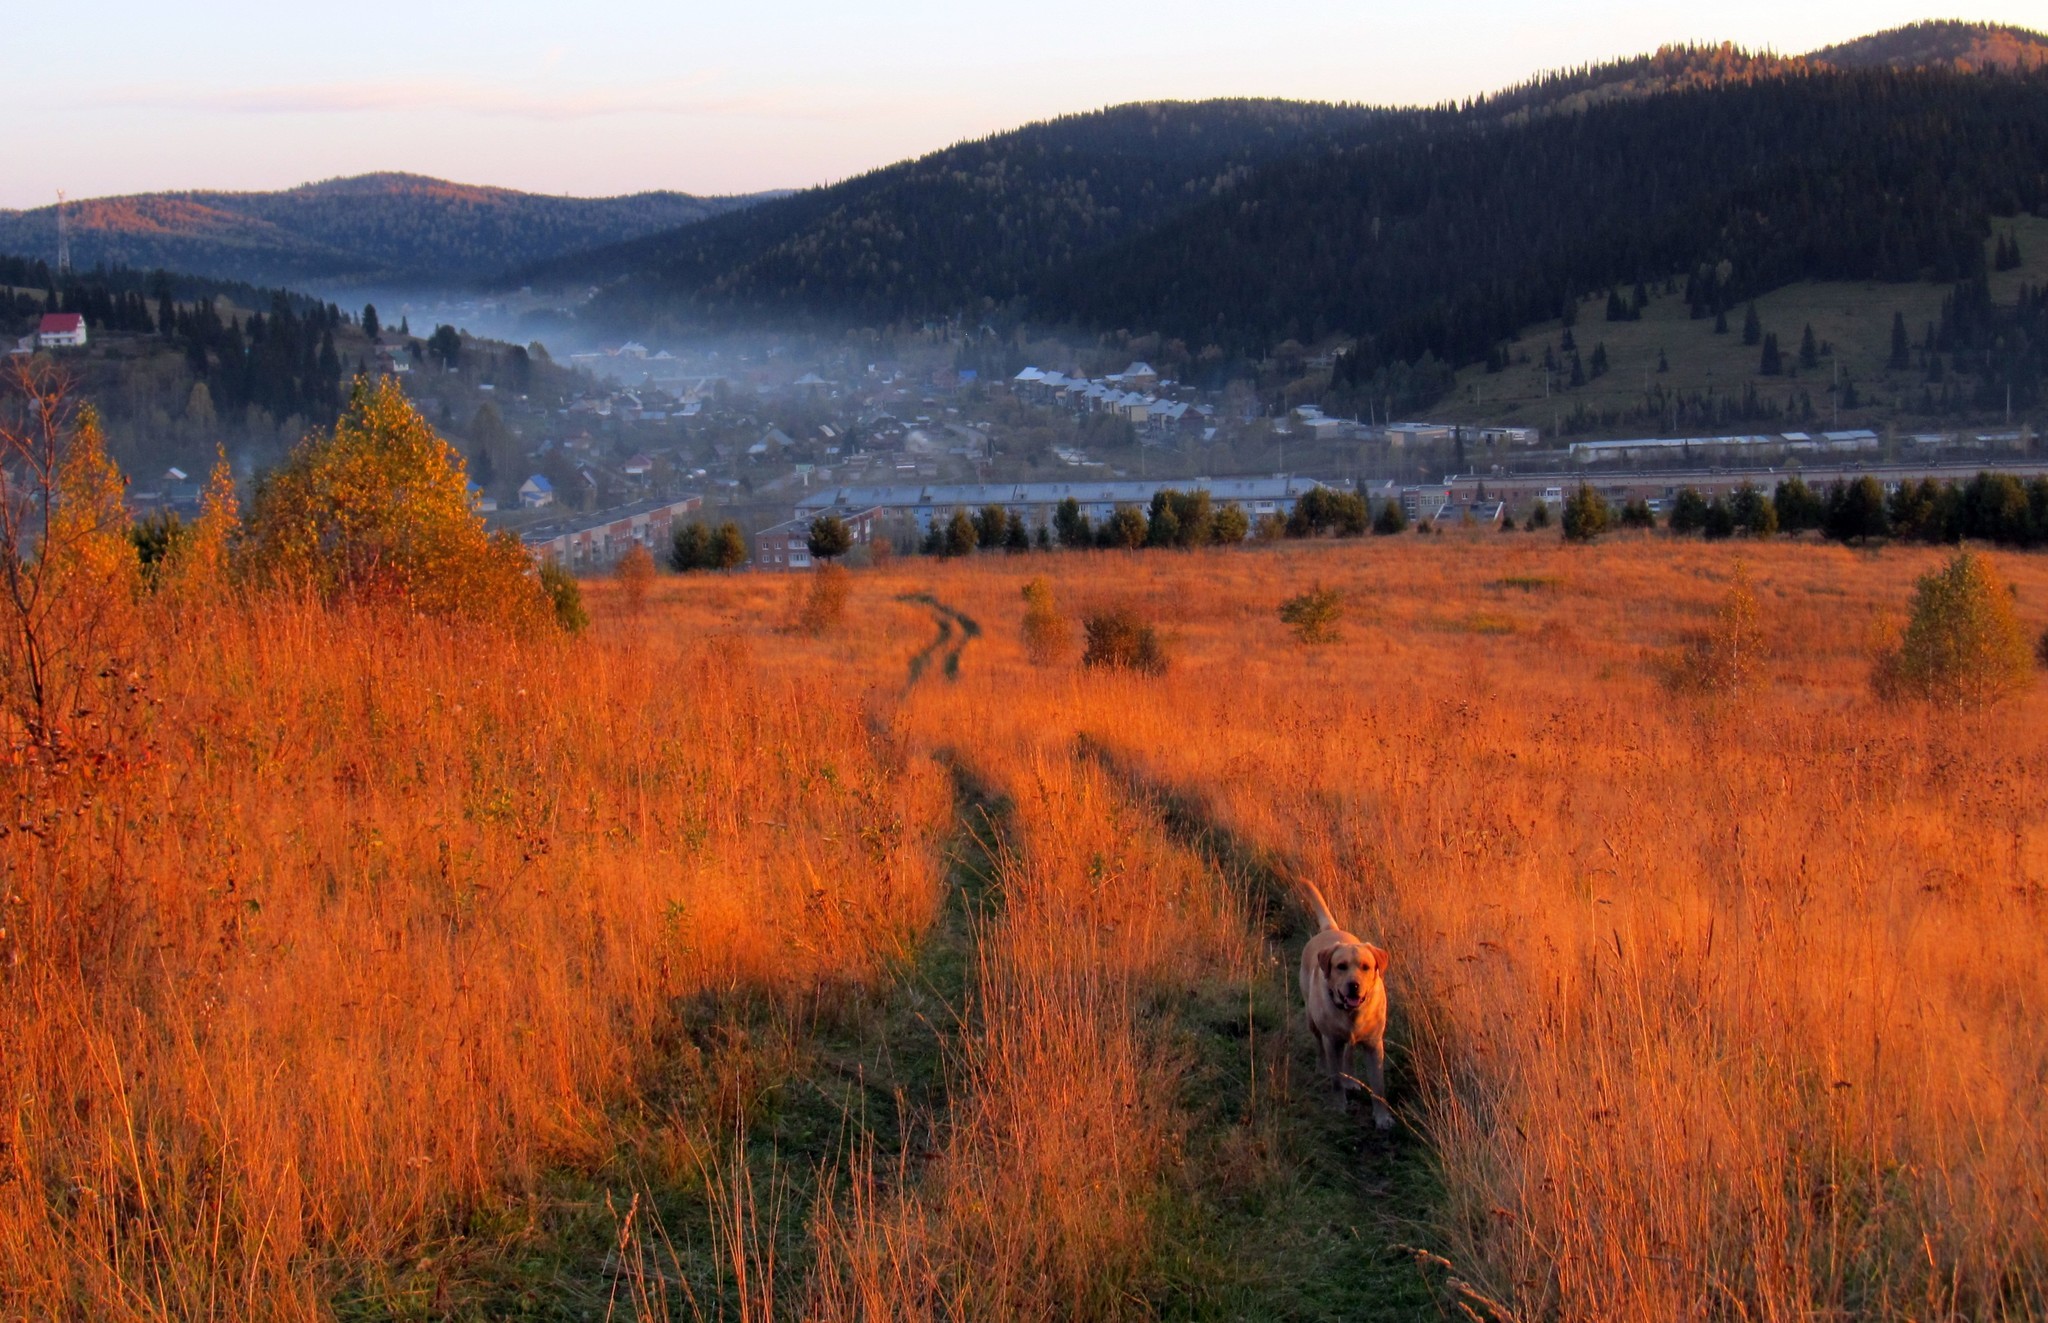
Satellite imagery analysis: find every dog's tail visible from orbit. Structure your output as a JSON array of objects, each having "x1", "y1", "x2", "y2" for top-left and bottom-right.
[{"x1": 1299, "y1": 879, "x2": 1340, "y2": 933}]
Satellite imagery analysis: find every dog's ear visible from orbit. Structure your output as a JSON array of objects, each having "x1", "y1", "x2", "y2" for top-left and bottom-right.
[
  {"x1": 1316, "y1": 945, "x2": 1334, "y2": 979},
  {"x1": 1366, "y1": 943, "x2": 1391, "y2": 974}
]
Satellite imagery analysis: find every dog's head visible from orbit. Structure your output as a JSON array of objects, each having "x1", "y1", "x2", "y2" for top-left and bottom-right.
[{"x1": 1318, "y1": 941, "x2": 1390, "y2": 1012}]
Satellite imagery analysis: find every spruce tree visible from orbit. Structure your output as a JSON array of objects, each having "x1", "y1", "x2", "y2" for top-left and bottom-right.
[
  {"x1": 1759, "y1": 332, "x2": 1782, "y2": 376},
  {"x1": 806, "y1": 514, "x2": 853, "y2": 561},
  {"x1": 1742, "y1": 302, "x2": 1762, "y2": 347},
  {"x1": 1888, "y1": 311, "x2": 1911, "y2": 370},
  {"x1": 1799, "y1": 324, "x2": 1819, "y2": 369}
]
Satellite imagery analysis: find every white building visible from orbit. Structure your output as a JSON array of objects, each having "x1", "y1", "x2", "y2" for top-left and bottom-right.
[
  {"x1": 36, "y1": 313, "x2": 87, "y2": 349},
  {"x1": 518, "y1": 475, "x2": 555, "y2": 509}
]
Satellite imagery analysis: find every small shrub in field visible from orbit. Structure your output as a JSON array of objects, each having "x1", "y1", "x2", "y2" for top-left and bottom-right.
[
  {"x1": 1671, "y1": 564, "x2": 1765, "y2": 695},
  {"x1": 540, "y1": 560, "x2": 587, "y2": 633},
  {"x1": 1253, "y1": 512, "x2": 1288, "y2": 542},
  {"x1": 1279, "y1": 585, "x2": 1343, "y2": 644},
  {"x1": 244, "y1": 377, "x2": 550, "y2": 630},
  {"x1": 1526, "y1": 503, "x2": 1551, "y2": 531},
  {"x1": 616, "y1": 543, "x2": 656, "y2": 613},
  {"x1": 1873, "y1": 551, "x2": 2034, "y2": 707},
  {"x1": 797, "y1": 562, "x2": 851, "y2": 636},
  {"x1": 1021, "y1": 576, "x2": 1073, "y2": 665},
  {"x1": 1212, "y1": 503, "x2": 1250, "y2": 544},
  {"x1": 1619, "y1": 497, "x2": 1655, "y2": 529},
  {"x1": 1561, "y1": 484, "x2": 1610, "y2": 541},
  {"x1": 1082, "y1": 605, "x2": 1167, "y2": 674},
  {"x1": 1372, "y1": 500, "x2": 1407, "y2": 535}
]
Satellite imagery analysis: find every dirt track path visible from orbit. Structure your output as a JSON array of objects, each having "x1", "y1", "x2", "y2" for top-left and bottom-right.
[
  {"x1": 896, "y1": 591, "x2": 981, "y2": 690},
  {"x1": 1078, "y1": 737, "x2": 1453, "y2": 1321}
]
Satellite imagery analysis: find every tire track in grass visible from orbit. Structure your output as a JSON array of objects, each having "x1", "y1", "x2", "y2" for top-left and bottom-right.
[
  {"x1": 686, "y1": 590, "x2": 998, "y2": 1310},
  {"x1": 387, "y1": 601, "x2": 1001, "y2": 1319},
  {"x1": 896, "y1": 593, "x2": 980, "y2": 688},
  {"x1": 1077, "y1": 735, "x2": 1455, "y2": 1322}
]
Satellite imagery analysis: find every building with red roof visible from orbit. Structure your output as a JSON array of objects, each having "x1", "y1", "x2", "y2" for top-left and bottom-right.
[{"x1": 36, "y1": 313, "x2": 87, "y2": 349}]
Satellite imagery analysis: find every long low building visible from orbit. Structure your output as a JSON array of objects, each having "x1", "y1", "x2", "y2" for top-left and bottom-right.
[
  {"x1": 1567, "y1": 430, "x2": 1881, "y2": 460},
  {"x1": 793, "y1": 476, "x2": 1341, "y2": 533},
  {"x1": 520, "y1": 494, "x2": 702, "y2": 570},
  {"x1": 755, "y1": 505, "x2": 882, "y2": 570}
]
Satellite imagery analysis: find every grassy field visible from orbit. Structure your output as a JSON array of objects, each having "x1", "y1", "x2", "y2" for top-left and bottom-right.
[
  {"x1": 1438, "y1": 213, "x2": 2048, "y2": 436},
  {"x1": 5, "y1": 530, "x2": 2048, "y2": 1319}
]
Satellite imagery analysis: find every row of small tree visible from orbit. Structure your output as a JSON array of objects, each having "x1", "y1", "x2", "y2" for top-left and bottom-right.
[
  {"x1": 904, "y1": 485, "x2": 1406, "y2": 559},
  {"x1": 669, "y1": 520, "x2": 750, "y2": 572},
  {"x1": 1564, "y1": 471, "x2": 2048, "y2": 547}
]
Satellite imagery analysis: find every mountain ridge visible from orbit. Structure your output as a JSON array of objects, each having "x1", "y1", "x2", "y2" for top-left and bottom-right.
[
  {"x1": 0, "y1": 173, "x2": 785, "y2": 289},
  {"x1": 535, "y1": 21, "x2": 2047, "y2": 340}
]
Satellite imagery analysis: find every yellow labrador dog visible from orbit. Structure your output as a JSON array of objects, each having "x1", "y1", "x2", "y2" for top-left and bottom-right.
[{"x1": 1298, "y1": 881, "x2": 1393, "y2": 1131}]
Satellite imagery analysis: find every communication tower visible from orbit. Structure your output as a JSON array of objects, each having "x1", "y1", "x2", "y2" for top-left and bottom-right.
[{"x1": 55, "y1": 190, "x2": 71, "y2": 275}]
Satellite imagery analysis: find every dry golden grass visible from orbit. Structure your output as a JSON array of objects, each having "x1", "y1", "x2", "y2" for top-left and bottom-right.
[
  {"x1": 863, "y1": 535, "x2": 2048, "y2": 1319},
  {"x1": 8, "y1": 530, "x2": 2047, "y2": 1320},
  {"x1": 0, "y1": 586, "x2": 949, "y2": 1318}
]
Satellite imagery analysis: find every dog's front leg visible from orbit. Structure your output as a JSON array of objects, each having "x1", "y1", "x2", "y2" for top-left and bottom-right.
[
  {"x1": 1360, "y1": 1034, "x2": 1392, "y2": 1132},
  {"x1": 1331, "y1": 1037, "x2": 1356, "y2": 1111}
]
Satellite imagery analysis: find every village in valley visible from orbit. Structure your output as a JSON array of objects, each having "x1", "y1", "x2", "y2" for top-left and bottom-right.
[
  {"x1": 465, "y1": 333, "x2": 2048, "y2": 573},
  {"x1": 18, "y1": 286, "x2": 2043, "y2": 577}
]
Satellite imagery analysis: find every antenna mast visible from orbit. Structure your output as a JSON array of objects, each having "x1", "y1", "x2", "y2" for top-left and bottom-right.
[{"x1": 55, "y1": 190, "x2": 71, "y2": 275}]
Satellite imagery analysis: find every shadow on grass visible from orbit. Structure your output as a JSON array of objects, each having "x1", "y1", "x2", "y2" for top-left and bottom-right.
[{"x1": 332, "y1": 757, "x2": 1015, "y2": 1320}]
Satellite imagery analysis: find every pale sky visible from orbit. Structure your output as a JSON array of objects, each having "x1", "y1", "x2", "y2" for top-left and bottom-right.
[{"x1": 6, "y1": 2, "x2": 2041, "y2": 208}]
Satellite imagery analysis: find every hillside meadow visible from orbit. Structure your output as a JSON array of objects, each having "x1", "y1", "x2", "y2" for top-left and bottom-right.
[
  {"x1": 1439, "y1": 214, "x2": 2048, "y2": 435},
  {"x1": 5, "y1": 518, "x2": 2047, "y2": 1319}
]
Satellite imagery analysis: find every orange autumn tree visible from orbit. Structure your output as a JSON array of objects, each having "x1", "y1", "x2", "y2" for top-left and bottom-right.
[
  {"x1": 0, "y1": 361, "x2": 139, "y2": 749},
  {"x1": 244, "y1": 376, "x2": 552, "y2": 629}
]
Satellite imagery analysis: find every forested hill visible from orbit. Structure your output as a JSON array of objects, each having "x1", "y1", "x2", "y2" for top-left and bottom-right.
[
  {"x1": 541, "y1": 24, "x2": 2047, "y2": 346},
  {"x1": 0, "y1": 174, "x2": 780, "y2": 289},
  {"x1": 1810, "y1": 19, "x2": 2048, "y2": 72},
  {"x1": 1043, "y1": 67, "x2": 2048, "y2": 393},
  {"x1": 1478, "y1": 19, "x2": 2048, "y2": 118},
  {"x1": 540, "y1": 100, "x2": 1409, "y2": 325}
]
